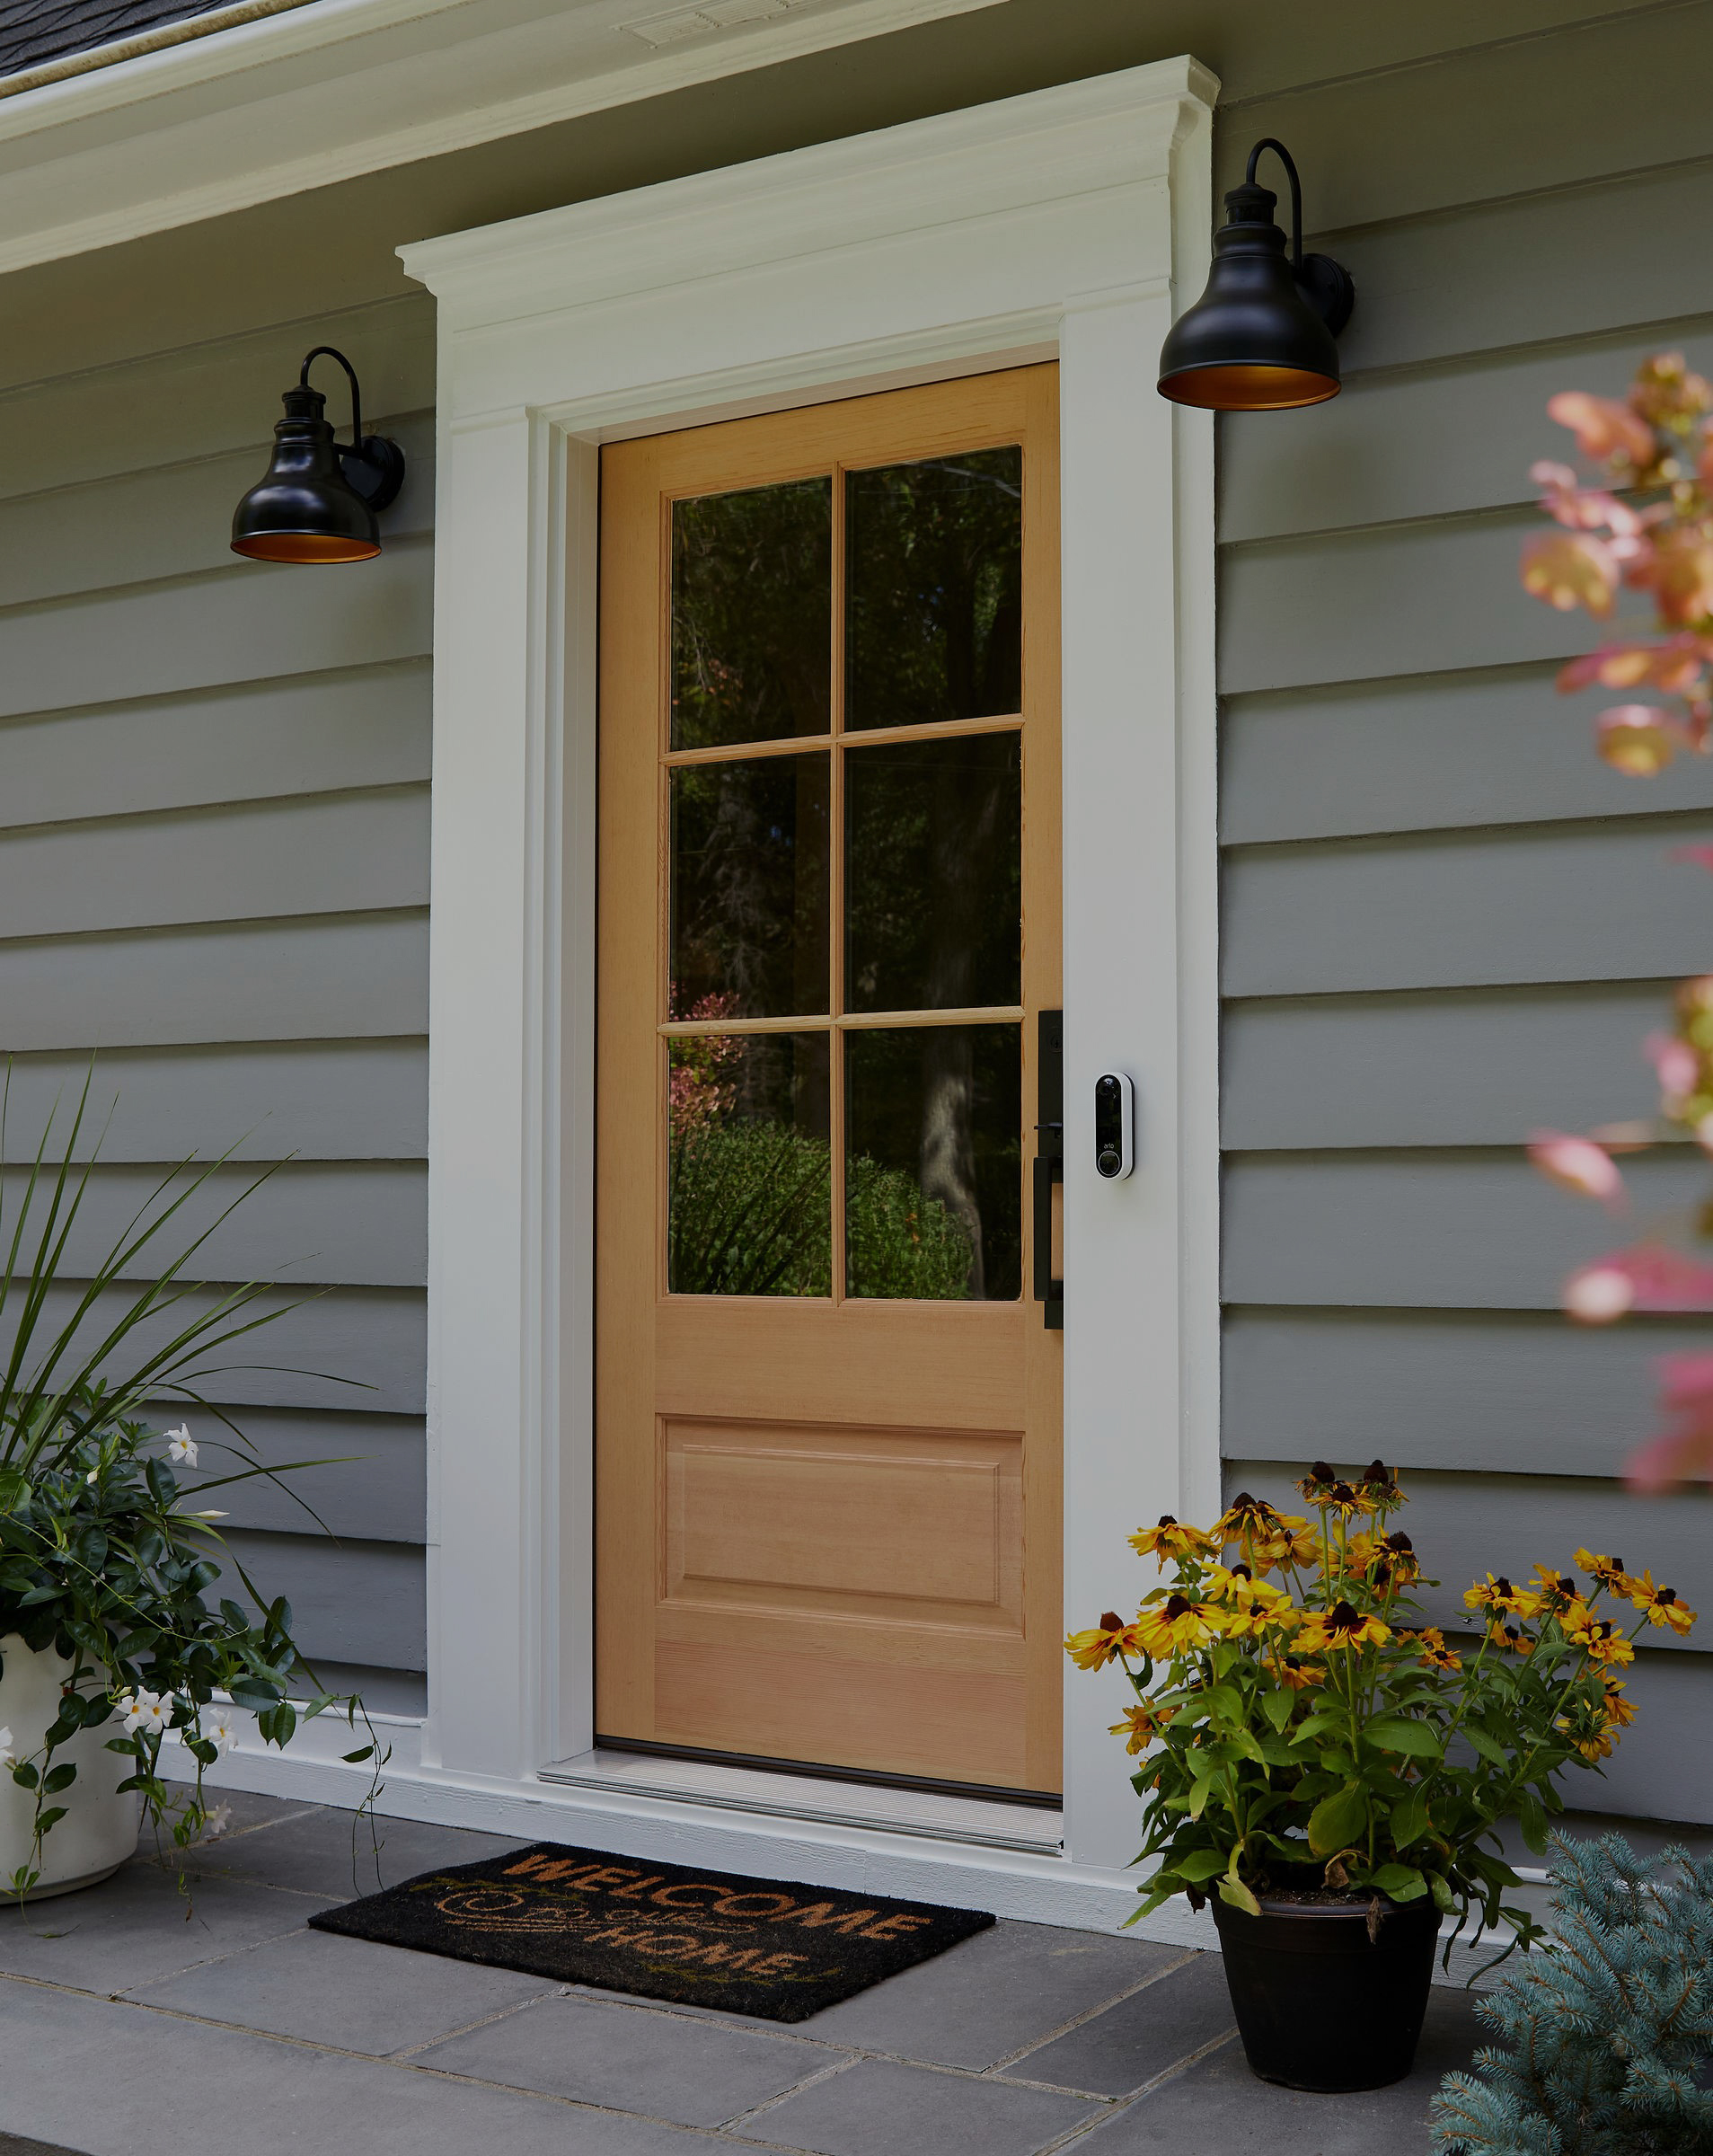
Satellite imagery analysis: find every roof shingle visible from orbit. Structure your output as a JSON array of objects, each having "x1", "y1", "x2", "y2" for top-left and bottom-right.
[{"x1": 0, "y1": 0, "x2": 243, "y2": 81}]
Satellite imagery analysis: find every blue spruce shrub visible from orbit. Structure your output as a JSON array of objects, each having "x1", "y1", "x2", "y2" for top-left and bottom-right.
[{"x1": 1432, "y1": 1833, "x2": 1713, "y2": 2155}]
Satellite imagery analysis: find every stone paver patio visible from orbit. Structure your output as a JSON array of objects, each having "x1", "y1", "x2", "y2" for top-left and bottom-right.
[{"x1": 0, "y1": 1788, "x2": 1480, "y2": 2156}]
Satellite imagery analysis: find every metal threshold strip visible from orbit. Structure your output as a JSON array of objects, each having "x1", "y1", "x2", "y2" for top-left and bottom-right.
[{"x1": 537, "y1": 1749, "x2": 1065, "y2": 1855}]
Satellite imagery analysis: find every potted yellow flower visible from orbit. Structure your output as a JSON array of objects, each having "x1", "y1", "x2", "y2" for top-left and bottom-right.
[{"x1": 1067, "y1": 1462, "x2": 1691, "y2": 2093}]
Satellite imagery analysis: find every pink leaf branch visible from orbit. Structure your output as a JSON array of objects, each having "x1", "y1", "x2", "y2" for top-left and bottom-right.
[
  {"x1": 1565, "y1": 1246, "x2": 1713, "y2": 1327},
  {"x1": 1629, "y1": 1353, "x2": 1713, "y2": 1491},
  {"x1": 1523, "y1": 357, "x2": 1713, "y2": 776},
  {"x1": 1518, "y1": 357, "x2": 1713, "y2": 1487}
]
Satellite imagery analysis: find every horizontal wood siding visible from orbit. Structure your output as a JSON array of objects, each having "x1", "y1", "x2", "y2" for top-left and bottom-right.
[
  {"x1": 0, "y1": 292, "x2": 434, "y2": 1713},
  {"x1": 1215, "y1": 4, "x2": 1713, "y2": 1822}
]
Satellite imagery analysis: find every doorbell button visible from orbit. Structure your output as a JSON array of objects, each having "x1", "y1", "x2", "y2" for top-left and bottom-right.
[{"x1": 1094, "y1": 1072, "x2": 1135, "y2": 1180}]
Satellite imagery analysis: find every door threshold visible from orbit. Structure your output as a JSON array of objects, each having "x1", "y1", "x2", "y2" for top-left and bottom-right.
[{"x1": 537, "y1": 1748, "x2": 1064, "y2": 1854}]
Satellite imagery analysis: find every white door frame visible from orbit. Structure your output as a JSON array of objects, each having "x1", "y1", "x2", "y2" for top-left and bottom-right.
[{"x1": 360, "y1": 56, "x2": 1220, "y2": 1931}]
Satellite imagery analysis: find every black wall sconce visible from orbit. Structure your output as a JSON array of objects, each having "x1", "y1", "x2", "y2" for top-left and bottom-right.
[
  {"x1": 231, "y1": 347, "x2": 405, "y2": 563},
  {"x1": 1158, "y1": 139, "x2": 1355, "y2": 411}
]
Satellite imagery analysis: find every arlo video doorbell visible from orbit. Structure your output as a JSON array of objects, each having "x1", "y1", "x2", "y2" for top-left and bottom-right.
[{"x1": 1094, "y1": 1072, "x2": 1135, "y2": 1180}]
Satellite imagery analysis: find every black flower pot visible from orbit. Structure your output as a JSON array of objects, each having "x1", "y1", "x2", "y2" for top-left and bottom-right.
[{"x1": 1210, "y1": 1892, "x2": 1440, "y2": 2091}]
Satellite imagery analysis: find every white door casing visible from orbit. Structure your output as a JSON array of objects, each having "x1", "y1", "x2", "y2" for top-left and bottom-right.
[{"x1": 395, "y1": 54, "x2": 1222, "y2": 1912}]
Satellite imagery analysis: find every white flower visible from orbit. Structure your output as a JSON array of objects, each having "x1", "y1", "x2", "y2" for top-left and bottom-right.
[
  {"x1": 164, "y1": 1426, "x2": 198, "y2": 1468},
  {"x1": 119, "y1": 1688, "x2": 173, "y2": 1736},
  {"x1": 85, "y1": 1469, "x2": 99, "y2": 1485},
  {"x1": 202, "y1": 1803, "x2": 234, "y2": 1841},
  {"x1": 200, "y1": 1711, "x2": 241, "y2": 1759},
  {"x1": 0, "y1": 1727, "x2": 14, "y2": 1770},
  {"x1": 190, "y1": 1509, "x2": 228, "y2": 1520}
]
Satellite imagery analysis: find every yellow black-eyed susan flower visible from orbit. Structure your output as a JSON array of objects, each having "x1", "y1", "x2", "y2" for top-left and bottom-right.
[
  {"x1": 1127, "y1": 1515, "x2": 1221, "y2": 1567},
  {"x1": 1574, "y1": 1548, "x2": 1638, "y2": 1597},
  {"x1": 1463, "y1": 1573, "x2": 1534, "y2": 1617},
  {"x1": 1108, "y1": 1703, "x2": 1163, "y2": 1755},
  {"x1": 1356, "y1": 1458, "x2": 1406, "y2": 1507},
  {"x1": 1134, "y1": 1592, "x2": 1227, "y2": 1658},
  {"x1": 1530, "y1": 1566, "x2": 1580, "y2": 1613},
  {"x1": 1295, "y1": 1599, "x2": 1390, "y2": 1650},
  {"x1": 1064, "y1": 1612, "x2": 1146, "y2": 1670},
  {"x1": 1204, "y1": 1564, "x2": 1297, "y2": 1638},
  {"x1": 1564, "y1": 1610, "x2": 1637, "y2": 1667},
  {"x1": 1627, "y1": 1570, "x2": 1697, "y2": 1636},
  {"x1": 1399, "y1": 1625, "x2": 1461, "y2": 1672},
  {"x1": 1351, "y1": 1529, "x2": 1421, "y2": 1587}
]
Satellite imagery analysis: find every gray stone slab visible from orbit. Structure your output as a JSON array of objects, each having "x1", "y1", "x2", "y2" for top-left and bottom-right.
[
  {"x1": 1075, "y1": 1988, "x2": 1485, "y2": 2153},
  {"x1": 784, "y1": 1918, "x2": 1175, "y2": 2068},
  {"x1": 415, "y1": 1992, "x2": 837, "y2": 2124},
  {"x1": 127, "y1": 1922, "x2": 561, "y2": 2054},
  {"x1": 155, "y1": 1797, "x2": 529, "y2": 1899},
  {"x1": 0, "y1": 1977, "x2": 726, "y2": 2156},
  {"x1": 1007, "y1": 1952, "x2": 1232, "y2": 2095},
  {"x1": 149, "y1": 1780, "x2": 320, "y2": 1843},
  {"x1": 0, "y1": 1862, "x2": 322, "y2": 1994},
  {"x1": 746, "y1": 2057, "x2": 1099, "y2": 2156}
]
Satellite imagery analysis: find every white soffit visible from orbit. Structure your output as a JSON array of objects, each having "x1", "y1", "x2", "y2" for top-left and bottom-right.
[{"x1": 0, "y1": 0, "x2": 1007, "y2": 278}]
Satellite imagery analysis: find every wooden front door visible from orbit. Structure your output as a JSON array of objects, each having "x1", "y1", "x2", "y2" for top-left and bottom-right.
[{"x1": 595, "y1": 367, "x2": 1062, "y2": 1796}]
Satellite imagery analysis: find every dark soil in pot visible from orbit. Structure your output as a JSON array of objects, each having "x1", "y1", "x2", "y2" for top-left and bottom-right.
[{"x1": 1210, "y1": 1890, "x2": 1440, "y2": 2092}]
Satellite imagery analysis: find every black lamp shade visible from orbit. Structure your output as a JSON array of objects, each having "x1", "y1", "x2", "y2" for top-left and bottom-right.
[
  {"x1": 1158, "y1": 181, "x2": 1345, "y2": 411},
  {"x1": 231, "y1": 384, "x2": 383, "y2": 563}
]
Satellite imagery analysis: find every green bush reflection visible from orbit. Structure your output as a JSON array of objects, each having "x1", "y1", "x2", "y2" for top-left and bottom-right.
[{"x1": 668, "y1": 1120, "x2": 974, "y2": 1300}]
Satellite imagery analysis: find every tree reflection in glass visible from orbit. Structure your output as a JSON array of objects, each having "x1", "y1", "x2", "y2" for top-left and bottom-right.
[
  {"x1": 845, "y1": 732, "x2": 1020, "y2": 1014},
  {"x1": 669, "y1": 754, "x2": 829, "y2": 1019},
  {"x1": 845, "y1": 1025, "x2": 1022, "y2": 1301},
  {"x1": 845, "y1": 447, "x2": 1021, "y2": 731},
  {"x1": 671, "y1": 479, "x2": 832, "y2": 750}
]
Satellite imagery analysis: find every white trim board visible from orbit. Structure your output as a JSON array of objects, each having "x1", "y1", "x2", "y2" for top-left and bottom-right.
[
  {"x1": 388, "y1": 57, "x2": 1222, "y2": 1931},
  {"x1": 0, "y1": 0, "x2": 1005, "y2": 278}
]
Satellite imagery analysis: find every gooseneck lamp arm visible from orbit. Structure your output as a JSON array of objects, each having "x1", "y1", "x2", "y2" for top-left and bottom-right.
[
  {"x1": 301, "y1": 345, "x2": 365, "y2": 456},
  {"x1": 1246, "y1": 138, "x2": 1303, "y2": 272}
]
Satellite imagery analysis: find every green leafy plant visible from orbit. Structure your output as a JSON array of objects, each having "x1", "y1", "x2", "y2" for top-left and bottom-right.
[
  {"x1": 0, "y1": 1076, "x2": 380, "y2": 1899},
  {"x1": 1432, "y1": 1833, "x2": 1713, "y2": 2154},
  {"x1": 1067, "y1": 1465, "x2": 1692, "y2": 1957}
]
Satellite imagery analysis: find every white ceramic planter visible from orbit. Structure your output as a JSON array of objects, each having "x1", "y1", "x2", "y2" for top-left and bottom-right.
[{"x1": 0, "y1": 1635, "x2": 138, "y2": 1898}]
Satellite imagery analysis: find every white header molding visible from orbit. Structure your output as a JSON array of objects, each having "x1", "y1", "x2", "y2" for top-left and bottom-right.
[{"x1": 393, "y1": 56, "x2": 1223, "y2": 1924}]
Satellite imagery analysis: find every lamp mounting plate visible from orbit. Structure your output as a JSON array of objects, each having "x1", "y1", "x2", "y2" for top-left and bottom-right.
[
  {"x1": 1297, "y1": 252, "x2": 1355, "y2": 339},
  {"x1": 338, "y1": 435, "x2": 406, "y2": 513}
]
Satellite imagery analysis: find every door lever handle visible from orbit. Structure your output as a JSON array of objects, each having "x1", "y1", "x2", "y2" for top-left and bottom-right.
[
  {"x1": 1034, "y1": 1009, "x2": 1064, "y2": 1330},
  {"x1": 1032, "y1": 1151, "x2": 1064, "y2": 1330}
]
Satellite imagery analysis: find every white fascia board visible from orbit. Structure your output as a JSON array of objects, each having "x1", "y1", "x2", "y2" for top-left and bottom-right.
[{"x1": 0, "y1": 0, "x2": 1008, "y2": 278}]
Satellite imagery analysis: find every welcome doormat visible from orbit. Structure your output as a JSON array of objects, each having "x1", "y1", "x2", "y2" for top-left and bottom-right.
[{"x1": 306, "y1": 1842, "x2": 993, "y2": 2021}]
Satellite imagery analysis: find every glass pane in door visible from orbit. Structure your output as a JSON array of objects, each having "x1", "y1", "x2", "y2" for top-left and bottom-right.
[
  {"x1": 668, "y1": 1030, "x2": 831, "y2": 1296},
  {"x1": 844, "y1": 446, "x2": 1022, "y2": 730},
  {"x1": 672, "y1": 479, "x2": 832, "y2": 749},
  {"x1": 844, "y1": 1024, "x2": 1022, "y2": 1301},
  {"x1": 844, "y1": 732, "x2": 1021, "y2": 1013},
  {"x1": 669, "y1": 754, "x2": 830, "y2": 1020}
]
